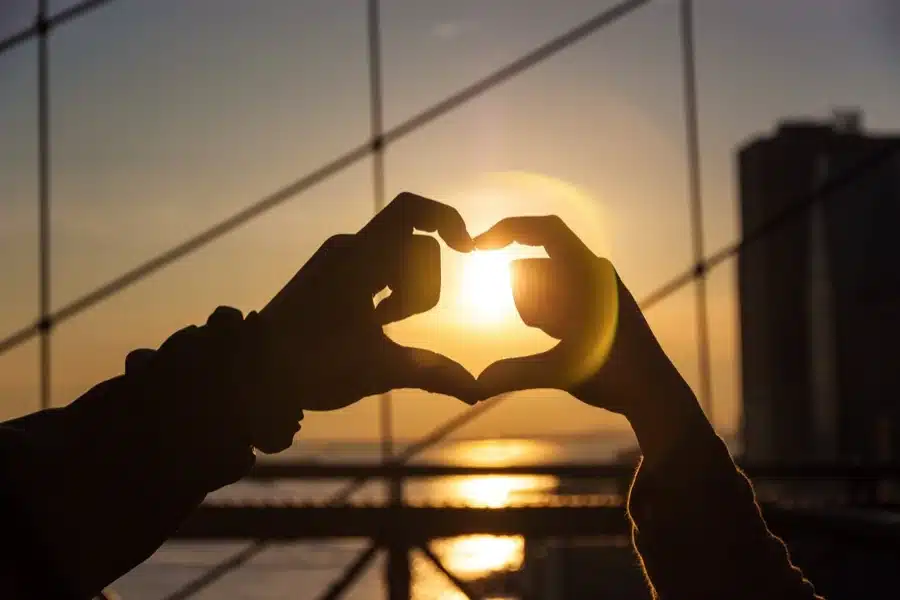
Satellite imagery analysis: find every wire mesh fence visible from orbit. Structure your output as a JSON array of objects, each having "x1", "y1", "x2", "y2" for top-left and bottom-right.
[{"x1": 1, "y1": 0, "x2": 898, "y2": 598}]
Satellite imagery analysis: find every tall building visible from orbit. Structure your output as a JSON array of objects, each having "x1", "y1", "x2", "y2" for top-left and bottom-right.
[{"x1": 738, "y1": 111, "x2": 900, "y2": 464}]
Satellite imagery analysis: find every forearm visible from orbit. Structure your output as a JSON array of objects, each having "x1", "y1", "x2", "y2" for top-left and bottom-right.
[
  {"x1": 0, "y1": 308, "x2": 264, "y2": 598},
  {"x1": 624, "y1": 388, "x2": 821, "y2": 600}
]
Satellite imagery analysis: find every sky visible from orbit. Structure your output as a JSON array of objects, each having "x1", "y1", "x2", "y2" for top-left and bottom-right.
[{"x1": 1, "y1": 0, "x2": 899, "y2": 442}]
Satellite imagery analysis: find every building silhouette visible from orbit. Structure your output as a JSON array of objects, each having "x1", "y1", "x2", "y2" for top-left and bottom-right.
[{"x1": 738, "y1": 111, "x2": 900, "y2": 464}]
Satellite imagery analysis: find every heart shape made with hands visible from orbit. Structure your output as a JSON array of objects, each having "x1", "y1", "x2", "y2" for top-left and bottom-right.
[
  {"x1": 383, "y1": 244, "x2": 557, "y2": 378},
  {"x1": 380, "y1": 210, "x2": 619, "y2": 405},
  {"x1": 377, "y1": 172, "x2": 616, "y2": 401},
  {"x1": 263, "y1": 192, "x2": 618, "y2": 417}
]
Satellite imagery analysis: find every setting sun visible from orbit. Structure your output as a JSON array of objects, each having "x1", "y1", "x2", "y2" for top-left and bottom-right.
[{"x1": 460, "y1": 250, "x2": 516, "y2": 323}]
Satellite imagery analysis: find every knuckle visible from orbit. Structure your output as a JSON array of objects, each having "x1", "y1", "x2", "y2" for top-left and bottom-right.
[
  {"x1": 324, "y1": 233, "x2": 354, "y2": 246},
  {"x1": 321, "y1": 233, "x2": 355, "y2": 254},
  {"x1": 547, "y1": 214, "x2": 567, "y2": 230},
  {"x1": 393, "y1": 191, "x2": 416, "y2": 210},
  {"x1": 125, "y1": 348, "x2": 155, "y2": 373},
  {"x1": 594, "y1": 256, "x2": 616, "y2": 276}
]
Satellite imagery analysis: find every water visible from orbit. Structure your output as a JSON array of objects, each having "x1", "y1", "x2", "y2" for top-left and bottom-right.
[{"x1": 110, "y1": 433, "x2": 637, "y2": 600}]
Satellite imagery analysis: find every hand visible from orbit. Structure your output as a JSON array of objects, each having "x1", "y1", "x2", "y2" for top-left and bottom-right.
[
  {"x1": 259, "y1": 192, "x2": 481, "y2": 421},
  {"x1": 473, "y1": 215, "x2": 702, "y2": 434}
]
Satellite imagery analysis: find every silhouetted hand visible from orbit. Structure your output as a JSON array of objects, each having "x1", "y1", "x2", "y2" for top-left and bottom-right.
[
  {"x1": 474, "y1": 216, "x2": 702, "y2": 435},
  {"x1": 259, "y1": 192, "x2": 481, "y2": 419}
]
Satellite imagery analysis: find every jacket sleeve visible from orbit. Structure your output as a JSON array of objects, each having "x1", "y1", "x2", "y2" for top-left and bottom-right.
[
  {"x1": 626, "y1": 421, "x2": 823, "y2": 600},
  {"x1": 0, "y1": 307, "x2": 273, "y2": 599}
]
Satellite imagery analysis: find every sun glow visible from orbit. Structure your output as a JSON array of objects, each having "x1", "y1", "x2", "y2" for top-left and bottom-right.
[
  {"x1": 433, "y1": 534, "x2": 524, "y2": 576},
  {"x1": 454, "y1": 475, "x2": 546, "y2": 508},
  {"x1": 414, "y1": 440, "x2": 561, "y2": 598},
  {"x1": 459, "y1": 249, "x2": 516, "y2": 324}
]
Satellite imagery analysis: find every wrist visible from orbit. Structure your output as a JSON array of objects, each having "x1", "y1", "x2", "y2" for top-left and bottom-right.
[
  {"x1": 235, "y1": 311, "x2": 305, "y2": 453},
  {"x1": 625, "y1": 377, "x2": 711, "y2": 463}
]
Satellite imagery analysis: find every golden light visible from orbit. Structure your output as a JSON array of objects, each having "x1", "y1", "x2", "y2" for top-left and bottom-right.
[
  {"x1": 455, "y1": 475, "x2": 530, "y2": 508},
  {"x1": 416, "y1": 439, "x2": 562, "y2": 596},
  {"x1": 384, "y1": 170, "x2": 616, "y2": 379},
  {"x1": 416, "y1": 535, "x2": 524, "y2": 599},
  {"x1": 459, "y1": 249, "x2": 516, "y2": 324},
  {"x1": 438, "y1": 441, "x2": 559, "y2": 508},
  {"x1": 422, "y1": 475, "x2": 545, "y2": 588},
  {"x1": 434, "y1": 534, "x2": 524, "y2": 576},
  {"x1": 445, "y1": 438, "x2": 561, "y2": 466},
  {"x1": 447, "y1": 170, "x2": 612, "y2": 260}
]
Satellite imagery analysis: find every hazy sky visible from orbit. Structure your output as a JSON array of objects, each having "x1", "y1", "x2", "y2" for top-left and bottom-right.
[{"x1": 1, "y1": 0, "x2": 899, "y2": 441}]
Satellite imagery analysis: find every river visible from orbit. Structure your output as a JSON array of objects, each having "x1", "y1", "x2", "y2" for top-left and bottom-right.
[{"x1": 110, "y1": 433, "x2": 636, "y2": 599}]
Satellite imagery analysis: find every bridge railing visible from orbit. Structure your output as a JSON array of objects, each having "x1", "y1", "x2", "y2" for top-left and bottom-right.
[
  {"x1": 239, "y1": 461, "x2": 900, "y2": 507},
  {"x1": 161, "y1": 462, "x2": 900, "y2": 600}
]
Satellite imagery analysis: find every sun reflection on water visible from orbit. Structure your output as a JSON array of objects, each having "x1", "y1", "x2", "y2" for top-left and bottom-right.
[
  {"x1": 443, "y1": 437, "x2": 560, "y2": 466},
  {"x1": 434, "y1": 534, "x2": 524, "y2": 577},
  {"x1": 413, "y1": 439, "x2": 560, "y2": 598},
  {"x1": 453, "y1": 474, "x2": 555, "y2": 508}
]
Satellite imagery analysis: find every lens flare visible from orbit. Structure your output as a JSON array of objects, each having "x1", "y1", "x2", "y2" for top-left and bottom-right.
[{"x1": 451, "y1": 171, "x2": 619, "y2": 380}]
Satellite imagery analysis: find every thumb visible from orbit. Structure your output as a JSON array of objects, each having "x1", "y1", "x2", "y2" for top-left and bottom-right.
[
  {"x1": 383, "y1": 341, "x2": 482, "y2": 405},
  {"x1": 477, "y1": 347, "x2": 571, "y2": 399},
  {"x1": 372, "y1": 234, "x2": 442, "y2": 325},
  {"x1": 125, "y1": 348, "x2": 156, "y2": 374},
  {"x1": 374, "y1": 289, "x2": 431, "y2": 326}
]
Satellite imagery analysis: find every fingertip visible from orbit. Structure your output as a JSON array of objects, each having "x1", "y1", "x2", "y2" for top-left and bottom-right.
[
  {"x1": 456, "y1": 393, "x2": 478, "y2": 406},
  {"x1": 442, "y1": 228, "x2": 475, "y2": 253},
  {"x1": 476, "y1": 358, "x2": 535, "y2": 398},
  {"x1": 461, "y1": 386, "x2": 487, "y2": 406},
  {"x1": 474, "y1": 372, "x2": 502, "y2": 399},
  {"x1": 401, "y1": 347, "x2": 484, "y2": 404},
  {"x1": 473, "y1": 237, "x2": 502, "y2": 251},
  {"x1": 473, "y1": 226, "x2": 514, "y2": 250}
]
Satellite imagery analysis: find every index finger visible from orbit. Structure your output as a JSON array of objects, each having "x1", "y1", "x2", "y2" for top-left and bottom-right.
[
  {"x1": 473, "y1": 215, "x2": 586, "y2": 257},
  {"x1": 360, "y1": 192, "x2": 474, "y2": 252}
]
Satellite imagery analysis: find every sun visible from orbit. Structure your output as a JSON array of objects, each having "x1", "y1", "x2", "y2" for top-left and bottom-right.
[{"x1": 459, "y1": 250, "x2": 516, "y2": 324}]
